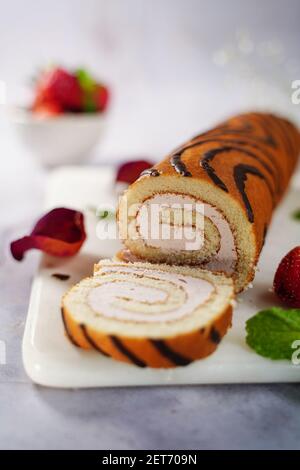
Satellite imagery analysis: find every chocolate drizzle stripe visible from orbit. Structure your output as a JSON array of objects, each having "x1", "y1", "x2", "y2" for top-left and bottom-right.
[
  {"x1": 167, "y1": 114, "x2": 299, "y2": 227},
  {"x1": 140, "y1": 168, "x2": 160, "y2": 177},
  {"x1": 200, "y1": 148, "x2": 229, "y2": 192},
  {"x1": 251, "y1": 113, "x2": 277, "y2": 148},
  {"x1": 260, "y1": 114, "x2": 285, "y2": 149},
  {"x1": 248, "y1": 115, "x2": 277, "y2": 147},
  {"x1": 61, "y1": 307, "x2": 80, "y2": 348},
  {"x1": 208, "y1": 139, "x2": 279, "y2": 190},
  {"x1": 110, "y1": 336, "x2": 147, "y2": 367},
  {"x1": 191, "y1": 128, "x2": 273, "y2": 147},
  {"x1": 52, "y1": 273, "x2": 70, "y2": 281},
  {"x1": 259, "y1": 114, "x2": 297, "y2": 182},
  {"x1": 210, "y1": 327, "x2": 221, "y2": 344},
  {"x1": 191, "y1": 121, "x2": 253, "y2": 141},
  {"x1": 80, "y1": 324, "x2": 110, "y2": 357},
  {"x1": 269, "y1": 114, "x2": 295, "y2": 161},
  {"x1": 262, "y1": 224, "x2": 268, "y2": 247},
  {"x1": 172, "y1": 138, "x2": 280, "y2": 195},
  {"x1": 233, "y1": 164, "x2": 269, "y2": 223},
  {"x1": 170, "y1": 154, "x2": 192, "y2": 177},
  {"x1": 150, "y1": 339, "x2": 192, "y2": 366},
  {"x1": 204, "y1": 146, "x2": 275, "y2": 184},
  {"x1": 267, "y1": 114, "x2": 292, "y2": 155},
  {"x1": 201, "y1": 146, "x2": 276, "y2": 203}
]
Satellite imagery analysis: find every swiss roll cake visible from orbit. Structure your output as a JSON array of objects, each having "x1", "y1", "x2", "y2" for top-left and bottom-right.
[
  {"x1": 118, "y1": 112, "x2": 300, "y2": 292},
  {"x1": 62, "y1": 260, "x2": 234, "y2": 368}
]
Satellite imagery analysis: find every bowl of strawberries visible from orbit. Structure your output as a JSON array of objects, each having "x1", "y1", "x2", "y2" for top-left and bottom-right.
[{"x1": 9, "y1": 66, "x2": 110, "y2": 167}]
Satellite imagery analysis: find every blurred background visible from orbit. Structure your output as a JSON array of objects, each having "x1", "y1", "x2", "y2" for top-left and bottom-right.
[{"x1": 0, "y1": 0, "x2": 299, "y2": 222}]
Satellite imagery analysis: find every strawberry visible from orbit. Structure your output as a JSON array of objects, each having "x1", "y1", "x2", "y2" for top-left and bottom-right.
[
  {"x1": 273, "y1": 246, "x2": 300, "y2": 307},
  {"x1": 32, "y1": 98, "x2": 63, "y2": 116},
  {"x1": 95, "y1": 85, "x2": 109, "y2": 112},
  {"x1": 75, "y1": 69, "x2": 109, "y2": 113},
  {"x1": 34, "y1": 67, "x2": 83, "y2": 111}
]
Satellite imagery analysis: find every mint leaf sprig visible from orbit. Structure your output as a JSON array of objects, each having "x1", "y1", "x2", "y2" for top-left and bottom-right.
[
  {"x1": 292, "y1": 208, "x2": 300, "y2": 221},
  {"x1": 86, "y1": 205, "x2": 115, "y2": 221},
  {"x1": 246, "y1": 307, "x2": 300, "y2": 360},
  {"x1": 96, "y1": 208, "x2": 115, "y2": 220}
]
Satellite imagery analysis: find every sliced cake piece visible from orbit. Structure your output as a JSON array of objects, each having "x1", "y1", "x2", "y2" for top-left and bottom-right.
[{"x1": 62, "y1": 260, "x2": 234, "y2": 368}]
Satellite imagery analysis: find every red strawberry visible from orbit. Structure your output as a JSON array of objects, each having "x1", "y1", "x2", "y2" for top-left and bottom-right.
[
  {"x1": 95, "y1": 85, "x2": 109, "y2": 112},
  {"x1": 273, "y1": 246, "x2": 300, "y2": 307},
  {"x1": 32, "y1": 99, "x2": 63, "y2": 116},
  {"x1": 34, "y1": 68, "x2": 83, "y2": 111}
]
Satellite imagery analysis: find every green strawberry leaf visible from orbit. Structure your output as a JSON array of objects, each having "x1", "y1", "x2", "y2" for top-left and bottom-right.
[
  {"x1": 82, "y1": 96, "x2": 97, "y2": 113},
  {"x1": 76, "y1": 69, "x2": 98, "y2": 112},
  {"x1": 246, "y1": 307, "x2": 300, "y2": 360},
  {"x1": 76, "y1": 69, "x2": 96, "y2": 93},
  {"x1": 292, "y1": 208, "x2": 300, "y2": 221}
]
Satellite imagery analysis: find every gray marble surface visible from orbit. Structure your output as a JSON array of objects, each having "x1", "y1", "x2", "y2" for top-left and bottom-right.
[{"x1": 1, "y1": 382, "x2": 300, "y2": 450}]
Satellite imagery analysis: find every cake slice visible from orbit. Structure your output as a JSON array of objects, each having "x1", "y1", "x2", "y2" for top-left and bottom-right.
[{"x1": 62, "y1": 260, "x2": 234, "y2": 368}]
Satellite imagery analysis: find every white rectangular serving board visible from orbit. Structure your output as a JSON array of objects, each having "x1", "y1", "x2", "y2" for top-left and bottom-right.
[{"x1": 23, "y1": 166, "x2": 300, "y2": 388}]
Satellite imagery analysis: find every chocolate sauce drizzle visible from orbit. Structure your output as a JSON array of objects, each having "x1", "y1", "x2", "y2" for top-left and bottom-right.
[
  {"x1": 165, "y1": 114, "x2": 296, "y2": 226},
  {"x1": 61, "y1": 308, "x2": 80, "y2": 348},
  {"x1": 169, "y1": 141, "x2": 277, "y2": 221},
  {"x1": 172, "y1": 137, "x2": 281, "y2": 195},
  {"x1": 233, "y1": 164, "x2": 268, "y2": 223},
  {"x1": 110, "y1": 335, "x2": 147, "y2": 367},
  {"x1": 195, "y1": 121, "x2": 277, "y2": 149},
  {"x1": 140, "y1": 168, "x2": 160, "y2": 177},
  {"x1": 191, "y1": 120, "x2": 253, "y2": 141},
  {"x1": 80, "y1": 324, "x2": 110, "y2": 357},
  {"x1": 262, "y1": 224, "x2": 268, "y2": 247},
  {"x1": 251, "y1": 114, "x2": 277, "y2": 148},
  {"x1": 202, "y1": 145, "x2": 275, "y2": 182},
  {"x1": 200, "y1": 148, "x2": 229, "y2": 192},
  {"x1": 170, "y1": 154, "x2": 192, "y2": 177},
  {"x1": 52, "y1": 273, "x2": 70, "y2": 281},
  {"x1": 210, "y1": 327, "x2": 221, "y2": 344},
  {"x1": 150, "y1": 339, "x2": 192, "y2": 366},
  {"x1": 200, "y1": 146, "x2": 276, "y2": 203},
  {"x1": 266, "y1": 113, "x2": 294, "y2": 159}
]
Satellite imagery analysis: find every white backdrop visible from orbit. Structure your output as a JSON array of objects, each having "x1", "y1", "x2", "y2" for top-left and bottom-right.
[
  {"x1": 1, "y1": 0, "x2": 300, "y2": 158},
  {"x1": 0, "y1": 0, "x2": 299, "y2": 222}
]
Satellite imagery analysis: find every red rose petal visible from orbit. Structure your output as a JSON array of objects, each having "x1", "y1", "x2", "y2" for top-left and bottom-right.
[
  {"x1": 10, "y1": 208, "x2": 86, "y2": 261},
  {"x1": 116, "y1": 160, "x2": 154, "y2": 185}
]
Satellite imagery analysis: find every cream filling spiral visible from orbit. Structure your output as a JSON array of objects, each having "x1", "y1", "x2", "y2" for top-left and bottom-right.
[
  {"x1": 135, "y1": 194, "x2": 237, "y2": 274},
  {"x1": 88, "y1": 265, "x2": 214, "y2": 323}
]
